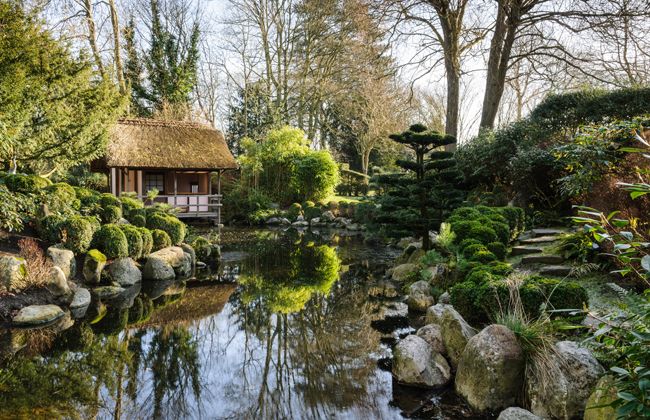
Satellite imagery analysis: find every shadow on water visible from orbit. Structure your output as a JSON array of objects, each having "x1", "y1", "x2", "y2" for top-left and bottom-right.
[{"x1": 0, "y1": 227, "x2": 487, "y2": 420}]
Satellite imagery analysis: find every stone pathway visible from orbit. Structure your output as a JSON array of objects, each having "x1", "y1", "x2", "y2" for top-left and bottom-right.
[{"x1": 512, "y1": 228, "x2": 572, "y2": 277}]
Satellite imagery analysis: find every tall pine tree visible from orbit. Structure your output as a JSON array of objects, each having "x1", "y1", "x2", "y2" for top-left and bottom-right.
[{"x1": 372, "y1": 123, "x2": 464, "y2": 251}]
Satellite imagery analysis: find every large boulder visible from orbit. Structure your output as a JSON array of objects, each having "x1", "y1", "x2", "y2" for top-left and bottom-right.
[
  {"x1": 392, "y1": 263, "x2": 416, "y2": 281},
  {"x1": 528, "y1": 341, "x2": 605, "y2": 420},
  {"x1": 47, "y1": 244, "x2": 76, "y2": 279},
  {"x1": 70, "y1": 288, "x2": 91, "y2": 309},
  {"x1": 438, "y1": 292, "x2": 451, "y2": 304},
  {"x1": 13, "y1": 305, "x2": 64, "y2": 327},
  {"x1": 497, "y1": 408, "x2": 544, "y2": 420},
  {"x1": 392, "y1": 335, "x2": 451, "y2": 388},
  {"x1": 0, "y1": 255, "x2": 27, "y2": 293},
  {"x1": 416, "y1": 324, "x2": 447, "y2": 357},
  {"x1": 83, "y1": 249, "x2": 106, "y2": 284},
  {"x1": 408, "y1": 281, "x2": 431, "y2": 296},
  {"x1": 425, "y1": 303, "x2": 453, "y2": 325},
  {"x1": 407, "y1": 294, "x2": 435, "y2": 311},
  {"x1": 395, "y1": 245, "x2": 417, "y2": 266},
  {"x1": 455, "y1": 324, "x2": 526, "y2": 414},
  {"x1": 45, "y1": 266, "x2": 71, "y2": 296},
  {"x1": 407, "y1": 249, "x2": 426, "y2": 264},
  {"x1": 91, "y1": 285, "x2": 125, "y2": 300},
  {"x1": 440, "y1": 306, "x2": 476, "y2": 369},
  {"x1": 584, "y1": 375, "x2": 617, "y2": 420},
  {"x1": 143, "y1": 246, "x2": 190, "y2": 281},
  {"x1": 108, "y1": 283, "x2": 142, "y2": 309},
  {"x1": 107, "y1": 258, "x2": 142, "y2": 286},
  {"x1": 321, "y1": 211, "x2": 335, "y2": 222},
  {"x1": 424, "y1": 265, "x2": 446, "y2": 286}
]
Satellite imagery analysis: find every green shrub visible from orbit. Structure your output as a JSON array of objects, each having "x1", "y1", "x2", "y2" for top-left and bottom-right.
[
  {"x1": 286, "y1": 203, "x2": 302, "y2": 220},
  {"x1": 94, "y1": 224, "x2": 129, "y2": 259},
  {"x1": 43, "y1": 183, "x2": 76, "y2": 202},
  {"x1": 328, "y1": 201, "x2": 338, "y2": 213},
  {"x1": 120, "y1": 196, "x2": 143, "y2": 214},
  {"x1": 100, "y1": 193, "x2": 121, "y2": 208},
  {"x1": 62, "y1": 216, "x2": 94, "y2": 254},
  {"x1": 487, "y1": 242, "x2": 507, "y2": 261},
  {"x1": 301, "y1": 201, "x2": 315, "y2": 209},
  {"x1": 456, "y1": 258, "x2": 483, "y2": 279},
  {"x1": 74, "y1": 187, "x2": 97, "y2": 200},
  {"x1": 338, "y1": 201, "x2": 350, "y2": 210},
  {"x1": 346, "y1": 202, "x2": 357, "y2": 217},
  {"x1": 465, "y1": 261, "x2": 514, "y2": 283},
  {"x1": 451, "y1": 207, "x2": 481, "y2": 220},
  {"x1": 127, "y1": 296, "x2": 144, "y2": 325},
  {"x1": 470, "y1": 225, "x2": 498, "y2": 245},
  {"x1": 164, "y1": 217, "x2": 185, "y2": 244},
  {"x1": 146, "y1": 213, "x2": 168, "y2": 231},
  {"x1": 497, "y1": 207, "x2": 521, "y2": 239},
  {"x1": 451, "y1": 220, "x2": 482, "y2": 243},
  {"x1": 193, "y1": 237, "x2": 210, "y2": 247},
  {"x1": 130, "y1": 214, "x2": 146, "y2": 227},
  {"x1": 462, "y1": 243, "x2": 488, "y2": 259},
  {"x1": 151, "y1": 229, "x2": 171, "y2": 251},
  {"x1": 119, "y1": 225, "x2": 144, "y2": 260},
  {"x1": 82, "y1": 215, "x2": 101, "y2": 233},
  {"x1": 470, "y1": 250, "x2": 498, "y2": 264},
  {"x1": 80, "y1": 194, "x2": 100, "y2": 209},
  {"x1": 91, "y1": 308, "x2": 128, "y2": 337},
  {"x1": 466, "y1": 270, "x2": 504, "y2": 285},
  {"x1": 450, "y1": 281, "x2": 482, "y2": 323},
  {"x1": 353, "y1": 202, "x2": 376, "y2": 223},
  {"x1": 4, "y1": 174, "x2": 51, "y2": 193},
  {"x1": 101, "y1": 205, "x2": 122, "y2": 224},
  {"x1": 533, "y1": 277, "x2": 589, "y2": 318},
  {"x1": 137, "y1": 227, "x2": 153, "y2": 258},
  {"x1": 458, "y1": 238, "x2": 481, "y2": 251},
  {"x1": 303, "y1": 206, "x2": 321, "y2": 221},
  {"x1": 40, "y1": 214, "x2": 67, "y2": 243}
]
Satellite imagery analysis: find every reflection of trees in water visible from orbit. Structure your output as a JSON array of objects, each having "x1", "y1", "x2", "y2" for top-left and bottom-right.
[{"x1": 225, "y1": 233, "x2": 385, "y2": 419}]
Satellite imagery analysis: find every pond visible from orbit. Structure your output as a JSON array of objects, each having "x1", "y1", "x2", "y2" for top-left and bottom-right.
[{"x1": 0, "y1": 227, "x2": 483, "y2": 420}]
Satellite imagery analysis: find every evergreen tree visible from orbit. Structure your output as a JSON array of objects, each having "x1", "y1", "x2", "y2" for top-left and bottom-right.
[
  {"x1": 372, "y1": 124, "x2": 463, "y2": 251},
  {"x1": 123, "y1": 17, "x2": 149, "y2": 117},
  {"x1": 0, "y1": 1, "x2": 127, "y2": 173}
]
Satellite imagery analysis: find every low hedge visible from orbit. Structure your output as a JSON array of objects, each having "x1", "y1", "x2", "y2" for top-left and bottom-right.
[
  {"x1": 62, "y1": 216, "x2": 95, "y2": 254},
  {"x1": 4, "y1": 174, "x2": 51, "y2": 193},
  {"x1": 151, "y1": 229, "x2": 171, "y2": 251},
  {"x1": 137, "y1": 227, "x2": 153, "y2": 258},
  {"x1": 93, "y1": 224, "x2": 129, "y2": 259},
  {"x1": 146, "y1": 214, "x2": 185, "y2": 244},
  {"x1": 40, "y1": 214, "x2": 67, "y2": 243},
  {"x1": 119, "y1": 225, "x2": 144, "y2": 260}
]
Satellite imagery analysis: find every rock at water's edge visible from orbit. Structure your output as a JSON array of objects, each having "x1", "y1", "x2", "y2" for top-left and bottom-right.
[{"x1": 392, "y1": 335, "x2": 451, "y2": 388}]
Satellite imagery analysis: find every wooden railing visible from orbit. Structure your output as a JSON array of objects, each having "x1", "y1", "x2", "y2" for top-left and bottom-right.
[{"x1": 135, "y1": 194, "x2": 222, "y2": 219}]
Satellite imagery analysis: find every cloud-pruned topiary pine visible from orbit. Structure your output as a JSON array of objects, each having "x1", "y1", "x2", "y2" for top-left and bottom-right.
[{"x1": 372, "y1": 123, "x2": 463, "y2": 251}]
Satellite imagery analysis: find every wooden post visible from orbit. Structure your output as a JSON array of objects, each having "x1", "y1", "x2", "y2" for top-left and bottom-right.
[
  {"x1": 173, "y1": 171, "x2": 177, "y2": 209},
  {"x1": 126, "y1": 169, "x2": 130, "y2": 193},
  {"x1": 218, "y1": 170, "x2": 221, "y2": 227}
]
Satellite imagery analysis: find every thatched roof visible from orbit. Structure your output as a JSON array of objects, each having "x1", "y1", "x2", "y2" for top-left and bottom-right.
[{"x1": 105, "y1": 118, "x2": 239, "y2": 171}]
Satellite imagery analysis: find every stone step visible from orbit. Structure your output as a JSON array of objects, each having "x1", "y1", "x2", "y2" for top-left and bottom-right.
[
  {"x1": 531, "y1": 228, "x2": 565, "y2": 238},
  {"x1": 522, "y1": 255, "x2": 565, "y2": 264},
  {"x1": 539, "y1": 265, "x2": 573, "y2": 276},
  {"x1": 519, "y1": 236, "x2": 560, "y2": 245},
  {"x1": 511, "y1": 246, "x2": 544, "y2": 256}
]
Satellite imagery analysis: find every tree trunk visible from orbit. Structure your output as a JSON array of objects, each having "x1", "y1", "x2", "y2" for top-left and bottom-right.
[
  {"x1": 109, "y1": 0, "x2": 126, "y2": 94},
  {"x1": 444, "y1": 58, "x2": 460, "y2": 151},
  {"x1": 82, "y1": 0, "x2": 104, "y2": 76}
]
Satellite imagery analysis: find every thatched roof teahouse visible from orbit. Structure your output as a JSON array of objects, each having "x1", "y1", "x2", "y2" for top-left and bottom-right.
[{"x1": 91, "y1": 118, "x2": 239, "y2": 221}]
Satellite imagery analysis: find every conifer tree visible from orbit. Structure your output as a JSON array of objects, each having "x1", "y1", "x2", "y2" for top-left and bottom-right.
[{"x1": 372, "y1": 123, "x2": 464, "y2": 250}]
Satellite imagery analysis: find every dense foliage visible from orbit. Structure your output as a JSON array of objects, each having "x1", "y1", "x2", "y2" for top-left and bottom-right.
[{"x1": 0, "y1": 1, "x2": 127, "y2": 173}]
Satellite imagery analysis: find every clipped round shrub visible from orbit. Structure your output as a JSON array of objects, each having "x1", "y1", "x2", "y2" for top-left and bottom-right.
[
  {"x1": 469, "y1": 225, "x2": 497, "y2": 245},
  {"x1": 317, "y1": 201, "x2": 328, "y2": 211},
  {"x1": 74, "y1": 187, "x2": 96, "y2": 200},
  {"x1": 533, "y1": 277, "x2": 589, "y2": 318},
  {"x1": 466, "y1": 270, "x2": 504, "y2": 285},
  {"x1": 164, "y1": 217, "x2": 185, "y2": 244},
  {"x1": 119, "y1": 225, "x2": 144, "y2": 260},
  {"x1": 151, "y1": 229, "x2": 171, "y2": 251},
  {"x1": 4, "y1": 174, "x2": 51, "y2": 193},
  {"x1": 346, "y1": 202, "x2": 357, "y2": 217},
  {"x1": 56, "y1": 321, "x2": 94, "y2": 352},
  {"x1": 101, "y1": 205, "x2": 122, "y2": 224},
  {"x1": 487, "y1": 242, "x2": 507, "y2": 261},
  {"x1": 62, "y1": 216, "x2": 95, "y2": 254},
  {"x1": 497, "y1": 207, "x2": 521, "y2": 239},
  {"x1": 286, "y1": 203, "x2": 302, "y2": 220},
  {"x1": 458, "y1": 238, "x2": 481, "y2": 251},
  {"x1": 40, "y1": 214, "x2": 67, "y2": 243},
  {"x1": 450, "y1": 206, "x2": 481, "y2": 220},
  {"x1": 91, "y1": 308, "x2": 128, "y2": 337},
  {"x1": 137, "y1": 227, "x2": 153, "y2": 258},
  {"x1": 338, "y1": 201, "x2": 350, "y2": 210},
  {"x1": 43, "y1": 183, "x2": 76, "y2": 202},
  {"x1": 480, "y1": 219, "x2": 510, "y2": 244},
  {"x1": 146, "y1": 213, "x2": 168, "y2": 231},
  {"x1": 120, "y1": 197, "x2": 143, "y2": 213},
  {"x1": 193, "y1": 237, "x2": 210, "y2": 247},
  {"x1": 451, "y1": 220, "x2": 482, "y2": 243},
  {"x1": 94, "y1": 224, "x2": 129, "y2": 259},
  {"x1": 130, "y1": 214, "x2": 146, "y2": 227},
  {"x1": 304, "y1": 206, "x2": 321, "y2": 221},
  {"x1": 450, "y1": 281, "x2": 482, "y2": 323},
  {"x1": 328, "y1": 201, "x2": 338, "y2": 213},
  {"x1": 100, "y1": 193, "x2": 121, "y2": 208},
  {"x1": 470, "y1": 250, "x2": 498, "y2": 264},
  {"x1": 301, "y1": 201, "x2": 315, "y2": 209},
  {"x1": 462, "y1": 243, "x2": 488, "y2": 259},
  {"x1": 80, "y1": 194, "x2": 100, "y2": 208}
]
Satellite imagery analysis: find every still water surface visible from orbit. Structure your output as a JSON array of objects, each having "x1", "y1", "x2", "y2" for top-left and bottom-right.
[{"x1": 0, "y1": 228, "x2": 482, "y2": 420}]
